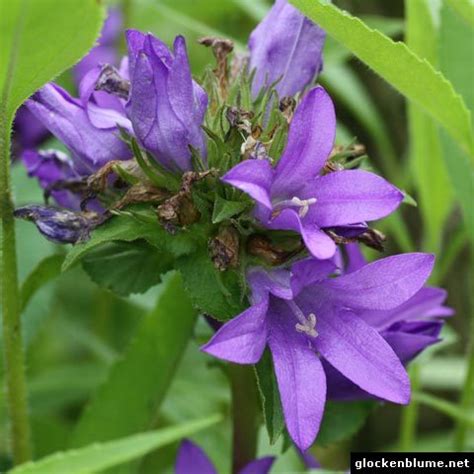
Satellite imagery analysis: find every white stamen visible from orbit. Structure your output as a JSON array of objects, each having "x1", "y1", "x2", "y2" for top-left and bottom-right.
[
  {"x1": 274, "y1": 196, "x2": 317, "y2": 218},
  {"x1": 287, "y1": 301, "x2": 319, "y2": 338}
]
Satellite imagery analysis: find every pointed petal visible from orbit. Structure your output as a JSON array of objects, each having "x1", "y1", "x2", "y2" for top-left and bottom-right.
[
  {"x1": 175, "y1": 440, "x2": 217, "y2": 474},
  {"x1": 362, "y1": 287, "x2": 452, "y2": 330},
  {"x1": 314, "y1": 306, "x2": 410, "y2": 404},
  {"x1": 268, "y1": 302, "x2": 326, "y2": 450},
  {"x1": 201, "y1": 301, "x2": 268, "y2": 364},
  {"x1": 240, "y1": 457, "x2": 275, "y2": 474},
  {"x1": 291, "y1": 258, "x2": 337, "y2": 296},
  {"x1": 271, "y1": 208, "x2": 336, "y2": 259},
  {"x1": 323, "y1": 253, "x2": 435, "y2": 310},
  {"x1": 273, "y1": 87, "x2": 335, "y2": 196},
  {"x1": 310, "y1": 170, "x2": 403, "y2": 227},
  {"x1": 222, "y1": 159, "x2": 274, "y2": 210}
]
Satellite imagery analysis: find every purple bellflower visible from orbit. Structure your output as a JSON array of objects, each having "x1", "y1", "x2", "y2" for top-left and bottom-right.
[
  {"x1": 202, "y1": 253, "x2": 435, "y2": 450},
  {"x1": 126, "y1": 31, "x2": 208, "y2": 172},
  {"x1": 222, "y1": 87, "x2": 403, "y2": 260},
  {"x1": 249, "y1": 0, "x2": 326, "y2": 98},
  {"x1": 74, "y1": 8, "x2": 123, "y2": 83},
  {"x1": 175, "y1": 439, "x2": 275, "y2": 474},
  {"x1": 326, "y1": 244, "x2": 452, "y2": 401},
  {"x1": 26, "y1": 83, "x2": 132, "y2": 173}
]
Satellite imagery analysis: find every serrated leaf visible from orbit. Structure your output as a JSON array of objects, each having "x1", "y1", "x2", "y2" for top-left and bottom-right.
[
  {"x1": 69, "y1": 273, "x2": 197, "y2": 452},
  {"x1": 176, "y1": 250, "x2": 246, "y2": 320},
  {"x1": 82, "y1": 240, "x2": 172, "y2": 296},
  {"x1": 20, "y1": 254, "x2": 65, "y2": 312},
  {"x1": 315, "y1": 400, "x2": 374, "y2": 446},
  {"x1": 290, "y1": 0, "x2": 474, "y2": 158},
  {"x1": 11, "y1": 415, "x2": 220, "y2": 474},
  {"x1": 212, "y1": 195, "x2": 249, "y2": 224},
  {"x1": 254, "y1": 349, "x2": 285, "y2": 445},
  {"x1": 0, "y1": 0, "x2": 105, "y2": 122}
]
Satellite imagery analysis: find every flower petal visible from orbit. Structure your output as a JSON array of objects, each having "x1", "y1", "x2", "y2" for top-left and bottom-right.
[
  {"x1": 240, "y1": 457, "x2": 275, "y2": 474},
  {"x1": 323, "y1": 253, "x2": 435, "y2": 310},
  {"x1": 271, "y1": 208, "x2": 336, "y2": 259},
  {"x1": 201, "y1": 300, "x2": 268, "y2": 364},
  {"x1": 313, "y1": 305, "x2": 410, "y2": 404},
  {"x1": 222, "y1": 159, "x2": 274, "y2": 210},
  {"x1": 273, "y1": 87, "x2": 335, "y2": 196},
  {"x1": 175, "y1": 440, "x2": 216, "y2": 474},
  {"x1": 291, "y1": 258, "x2": 337, "y2": 296},
  {"x1": 268, "y1": 301, "x2": 326, "y2": 450},
  {"x1": 309, "y1": 170, "x2": 403, "y2": 227}
]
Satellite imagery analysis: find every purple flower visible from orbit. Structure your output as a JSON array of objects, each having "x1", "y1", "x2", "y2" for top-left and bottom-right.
[
  {"x1": 26, "y1": 83, "x2": 132, "y2": 172},
  {"x1": 74, "y1": 8, "x2": 123, "y2": 83},
  {"x1": 175, "y1": 439, "x2": 274, "y2": 474},
  {"x1": 13, "y1": 205, "x2": 99, "y2": 244},
  {"x1": 222, "y1": 87, "x2": 403, "y2": 259},
  {"x1": 126, "y1": 31, "x2": 208, "y2": 172},
  {"x1": 249, "y1": 0, "x2": 326, "y2": 98},
  {"x1": 202, "y1": 253, "x2": 434, "y2": 450},
  {"x1": 22, "y1": 149, "x2": 82, "y2": 210},
  {"x1": 13, "y1": 107, "x2": 49, "y2": 153},
  {"x1": 326, "y1": 244, "x2": 452, "y2": 401}
]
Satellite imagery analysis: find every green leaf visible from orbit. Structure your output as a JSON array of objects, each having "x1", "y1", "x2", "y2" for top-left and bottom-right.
[
  {"x1": 315, "y1": 401, "x2": 374, "y2": 446},
  {"x1": 20, "y1": 254, "x2": 65, "y2": 313},
  {"x1": 70, "y1": 272, "x2": 197, "y2": 448},
  {"x1": 439, "y1": 2, "x2": 474, "y2": 240},
  {"x1": 82, "y1": 240, "x2": 172, "y2": 296},
  {"x1": 212, "y1": 195, "x2": 249, "y2": 224},
  {"x1": 10, "y1": 415, "x2": 220, "y2": 474},
  {"x1": 406, "y1": 0, "x2": 453, "y2": 254},
  {"x1": 0, "y1": 0, "x2": 104, "y2": 122},
  {"x1": 254, "y1": 349, "x2": 285, "y2": 445},
  {"x1": 446, "y1": 0, "x2": 474, "y2": 28},
  {"x1": 176, "y1": 250, "x2": 246, "y2": 320},
  {"x1": 290, "y1": 0, "x2": 474, "y2": 158}
]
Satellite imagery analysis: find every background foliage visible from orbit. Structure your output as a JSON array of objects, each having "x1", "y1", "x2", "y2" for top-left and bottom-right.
[{"x1": 0, "y1": 0, "x2": 472, "y2": 472}]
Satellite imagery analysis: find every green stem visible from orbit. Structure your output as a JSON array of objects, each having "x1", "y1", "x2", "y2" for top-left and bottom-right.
[
  {"x1": 398, "y1": 364, "x2": 420, "y2": 451},
  {"x1": 229, "y1": 364, "x2": 259, "y2": 474},
  {"x1": 0, "y1": 119, "x2": 32, "y2": 463},
  {"x1": 453, "y1": 313, "x2": 474, "y2": 450}
]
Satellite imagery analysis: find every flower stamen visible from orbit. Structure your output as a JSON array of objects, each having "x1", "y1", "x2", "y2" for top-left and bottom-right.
[
  {"x1": 287, "y1": 300, "x2": 319, "y2": 338},
  {"x1": 274, "y1": 196, "x2": 317, "y2": 218}
]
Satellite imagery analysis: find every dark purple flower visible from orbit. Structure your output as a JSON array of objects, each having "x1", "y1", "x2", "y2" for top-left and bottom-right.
[
  {"x1": 222, "y1": 87, "x2": 403, "y2": 259},
  {"x1": 14, "y1": 205, "x2": 100, "y2": 244},
  {"x1": 13, "y1": 107, "x2": 50, "y2": 153},
  {"x1": 21, "y1": 149, "x2": 82, "y2": 210},
  {"x1": 202, "y1": 253, "x2": 434, "y2": 450},
  {"x1": 126, "y1": 31, "x2": 208, "y2": 172},
  {"x1": 26, "y1": 83, "x2": 132, "y2": 172},
  {"x1": 326, "y1": 244, "x2": 452, "y2": 401},
  {"x1": 175, "y1": 439, "x2": 274, "y2": 474},
  {"x1": 249, "y1": 0, "x2": 326, "y2": 98},
  {"x1": 74, "y1": 8, "x2": 123, "y2": 83}
]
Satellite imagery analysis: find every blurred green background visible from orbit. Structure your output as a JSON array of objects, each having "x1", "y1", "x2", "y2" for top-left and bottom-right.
[{"x1": 1, "y1": 0, "x2": 472, "y2": 472}]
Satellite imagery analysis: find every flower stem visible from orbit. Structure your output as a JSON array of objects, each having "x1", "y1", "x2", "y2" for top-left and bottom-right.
[
  {"x1": 0, "y1": 119, "x2": 32, "y2": 463},
  {"x1": 453, "y1": 313, "x2": 474, "y2": 450},
  {"x1": 229, "y1": 364, "x2": 259, "y2": 474},
  {"x1": 398, "y1": 364, "x2": 420, "y2": 451}
]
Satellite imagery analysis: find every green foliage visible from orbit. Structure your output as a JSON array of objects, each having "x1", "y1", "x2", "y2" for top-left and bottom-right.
[
  {"x1": 254, "y1": 349, "x2": 285, "y2": 445},
  {"x1": 446, "y1": 0, "x2": 474, "y2": 28},
  {"x1": 0, "y1": 0, "x2": 104, "y2": 122},
  {"x1": 316, "y1": 401, "x2": 374, "y2": 447},
  {"x1": 70, "y1": 273, "x2": 197, "y2": 449},
  {"x1": 406, "y1": 0, "x2": 453, "y2": 254},
  {"x1": 10, "y1": 415, "x2": 220, "y2": 474},
  {"x1": 290, "y1": 0, "x2": 474, "y2": 158},
  {"x1": 176, "y1": 249, "x2": 246, "y2": 320},
  {"x1": 19, "y1": 254, "x2": 65, "y2": 312},
  {"x1": 212, "y1": 195, "x2": 249, "y2": 224},
  {"x1": 82, "y1": 240, "x2": 172, "y2": 296}
]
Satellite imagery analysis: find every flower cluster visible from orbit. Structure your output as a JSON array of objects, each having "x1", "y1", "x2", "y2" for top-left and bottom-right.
[{"x1": 15, "y1": 0, "x2": 451, "y2": 453}]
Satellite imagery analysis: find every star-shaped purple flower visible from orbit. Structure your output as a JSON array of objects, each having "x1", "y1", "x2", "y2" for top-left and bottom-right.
[
  {"x1": 202, "y1": 253, "x2": 434, "y2": 450},
  {"x1": 222, "y1": 86, "x2": 403, "y2": 259},
  {"x1": 175, "y1": 439, "x2": 274, "y2": 474}
]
